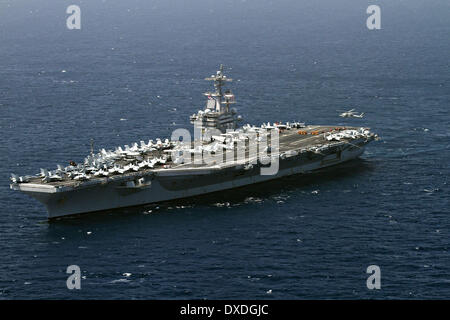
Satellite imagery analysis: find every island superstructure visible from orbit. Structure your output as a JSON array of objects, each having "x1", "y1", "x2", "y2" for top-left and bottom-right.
[
  {"x1": 10, "y1": 65, "x2": 378, "y2": 219},
  {"x1": 190, "y1": 65, "x2": 242, "y2": 132}
]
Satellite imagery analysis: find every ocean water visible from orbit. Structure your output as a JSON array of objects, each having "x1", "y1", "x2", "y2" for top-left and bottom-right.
[{"x1": 0, "y1": 0, "x2": 449, "y2": 299}]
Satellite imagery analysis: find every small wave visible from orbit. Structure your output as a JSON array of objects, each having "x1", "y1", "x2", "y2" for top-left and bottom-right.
[
  {"x1": 214, "y1": 202, "x2": 230, "y2": 207},
  {"x1": 244, "y1": 197, "x2": 263, "y2": 203},
  {"x1": 383, "y1": 145, "x2": 450, "y2": 159},
  {"x1": 423, "y1": 188, "x2": 440, "y2": 193},
  {"x1": 110, "y1": 278, "x2": 131, "y2": 284}
]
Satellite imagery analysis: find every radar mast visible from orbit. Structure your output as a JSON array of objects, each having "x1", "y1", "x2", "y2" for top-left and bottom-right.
[{"x1": 190, "y1": 65, "x2": 241, "y2": 133}]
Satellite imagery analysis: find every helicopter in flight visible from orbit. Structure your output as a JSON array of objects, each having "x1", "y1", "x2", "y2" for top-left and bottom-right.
[{"x1": 338, "y1": 109, "x2": 365, "y2": 118}]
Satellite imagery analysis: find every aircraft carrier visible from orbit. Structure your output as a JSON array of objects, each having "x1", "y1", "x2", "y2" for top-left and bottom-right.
[{"x1": 10, "y1": 65, "x2": 378, "y2": 219}]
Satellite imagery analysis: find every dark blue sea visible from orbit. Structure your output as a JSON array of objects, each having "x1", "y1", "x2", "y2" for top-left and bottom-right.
[{"x1": 0, "y1": 0, "x2": 449, "y2": 299}]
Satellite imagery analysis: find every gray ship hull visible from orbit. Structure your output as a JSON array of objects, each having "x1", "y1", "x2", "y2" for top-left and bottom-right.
[{"x1": 15, "y1": 143, "x2": 365, "y2": 219}]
